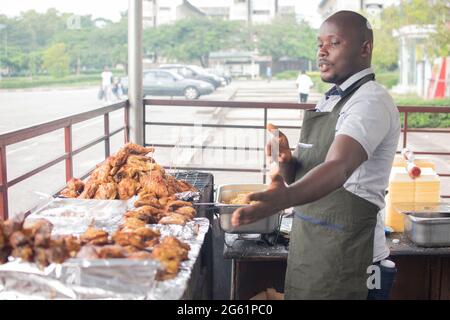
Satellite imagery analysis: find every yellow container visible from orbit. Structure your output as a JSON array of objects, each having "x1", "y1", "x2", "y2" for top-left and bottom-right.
[{"x1": 384, "y1": 167, "x2": 441, "y2": 232}]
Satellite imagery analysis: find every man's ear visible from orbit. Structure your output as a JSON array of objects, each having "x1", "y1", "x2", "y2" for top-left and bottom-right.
[{"x1": 361, "y1": 40, "x2": 372, "y2": 58}]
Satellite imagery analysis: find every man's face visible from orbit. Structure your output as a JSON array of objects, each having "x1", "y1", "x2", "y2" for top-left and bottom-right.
[{"x1": 316, "y1": 21, "x2": 361, "y2": 85}]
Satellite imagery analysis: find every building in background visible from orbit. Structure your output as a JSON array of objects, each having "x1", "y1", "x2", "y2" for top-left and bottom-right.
[
  {"x1": 318, "y1": 0, "x2": 398, "y2": 19},
  {"x1": 143, "y1": 0, "x2": 205, "y2": 28}
]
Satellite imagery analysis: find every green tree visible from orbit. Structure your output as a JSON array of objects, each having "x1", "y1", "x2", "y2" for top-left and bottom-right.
[
  {"x1": 255, "y1": 17, "x2": 316, "y2": 63},
  {"x1": 146, "y1": 18, "x2": 242, "y2": 67},
  {"x1": 42, "y1": 43, "x2": 70, "y2": 78}
]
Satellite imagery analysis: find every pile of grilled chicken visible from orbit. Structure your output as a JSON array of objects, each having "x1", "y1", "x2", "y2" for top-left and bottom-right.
[
  {"x1": 60, "y1": 142, "x2": 197, "y2": 226},
  {"x1": 0, "y1": 143, "x2": 197, "y2": 279}
]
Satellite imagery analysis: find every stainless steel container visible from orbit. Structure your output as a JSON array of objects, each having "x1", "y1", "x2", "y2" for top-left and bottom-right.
[
  {"x1": 216, "y1": 184, "x2": 281, "y2": 234},
  {"x1": 404, "y1": 212, "x2": 450, "y2": 247}
]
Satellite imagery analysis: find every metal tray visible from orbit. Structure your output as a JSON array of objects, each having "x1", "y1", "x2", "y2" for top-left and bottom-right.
[
  {"x1": 216, "y1": 184, "x2": 281, "y2": 234},
  {"x1": 394, "y1": 202, "x2": 450, "y2": 247},
  {"x1": 404, "y1": 211, "x2": 450, "y2": 247}
]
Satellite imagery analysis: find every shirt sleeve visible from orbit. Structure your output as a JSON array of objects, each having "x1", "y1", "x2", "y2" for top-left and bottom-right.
[{"x1": 335, "y1": 95, "x2": 391, "y2": 159}]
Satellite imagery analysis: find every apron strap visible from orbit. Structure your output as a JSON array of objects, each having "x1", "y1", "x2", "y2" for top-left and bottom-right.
[{"x1": 332, "y1": 73, "x2": 375, "y2": 115}]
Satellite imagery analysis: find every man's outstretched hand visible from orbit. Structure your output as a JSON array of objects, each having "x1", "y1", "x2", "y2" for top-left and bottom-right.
[{"x1": 231, "y1": 169, "x2": 290, "y2": 227}]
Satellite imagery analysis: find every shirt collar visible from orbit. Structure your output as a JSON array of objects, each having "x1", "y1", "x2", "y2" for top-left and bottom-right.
[
  {"x1": 339, "y1": 67, "x2": 375, "y2": 91},
  {"x1": 324, "y1": 67, "x2": 374, "y2": 100}
]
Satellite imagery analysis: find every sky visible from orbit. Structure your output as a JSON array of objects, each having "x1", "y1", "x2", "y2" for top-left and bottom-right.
[{"x1": 0, "y1": 0, "x2": 323, "y2": 27}]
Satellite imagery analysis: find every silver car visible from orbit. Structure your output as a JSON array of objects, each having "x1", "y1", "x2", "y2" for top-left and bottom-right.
[{"x1": 121, "y1": 69, "x2": 215, "y2": 99}]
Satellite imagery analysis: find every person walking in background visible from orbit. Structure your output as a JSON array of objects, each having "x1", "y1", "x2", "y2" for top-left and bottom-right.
[
  {"x1": 266, "y1": 66, "x2": 272, "y2": 83},
  {"x1": 296, "y1": 70, "x2": 314, "y2": 103},
  {"x1": 100, "y1": 66, "x2": 113, "y2": 103}
]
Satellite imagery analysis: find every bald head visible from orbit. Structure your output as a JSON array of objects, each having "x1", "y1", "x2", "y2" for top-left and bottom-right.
[
  {"x1": 325, "y1": 11, "x2": 373, "y2": 45},
  {"x1": 317, "y1": 11, "x2": 374, "y2": 85}
]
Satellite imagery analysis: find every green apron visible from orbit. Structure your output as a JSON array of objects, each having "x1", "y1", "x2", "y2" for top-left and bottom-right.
[{"x1": 285, "y1": 74, "x2": 379, "y2": 300}]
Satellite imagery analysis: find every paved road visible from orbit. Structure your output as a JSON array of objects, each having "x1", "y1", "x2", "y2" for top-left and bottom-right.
[{"x1": 1, "y1": 81, "x2": 449, "y2": 216}]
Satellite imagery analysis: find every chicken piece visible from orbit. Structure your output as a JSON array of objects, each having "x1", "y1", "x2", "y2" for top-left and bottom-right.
[
  {"x1": 90, "y1": 158, "x2": 114, "y2": 184},
  {"x1": 151, "y1": 245, "x2": 182, "y2": 276},
  {"x1": 127, "y1": 251, "x2": 154, "y2": 260},
  {"x1": 119, "y1": 217, "x2": 147, "y2": 230},
  {"x1": 0, "y1": 222, "x2": 6, "y2": 250},
  {"x1": 158, "y1": 195, "x2": 177, "y2": 207},
  {"x1": 133, "y1": 227, "x2": 160, "y2": 239},
  {"x1": 78, "y1": 180, "x2": 100, "y2": 199},
  {"x1": 175, "y1": 179, "x2": 197, "y2": 193},
  {"x1": 117, "y1": 178, "x2": 140, "y2": 200},
  {"x1": 121, "y1": 245, "x2": 140, "y2": 254},
  {"x1": 67, "y1": 178, "x2": 85, "y2": 194},
  {"x1": 94, "y1": 182, "x2": 118, "y2": 200},
  {"x1": 23, "y1": 219, "x2": 53, "y2": 236},
  {"x1": 95, "y1": 245, "x2": 126, "y2": 259},
  {"x1": 60, "y1": 235, "x2": 81, "y2": 257},
  {"x1": 161, "y1": 236, "x2": 190, "y2": 260},
  {"x1": 139, "y1": 173, "x2": 169, "y2": 198},
  {"x1": 158, "y1": 213, "x2": 190, "y2": 226},
  {"x1": 60, "y1": 188, "x2": 79, "y2": 198},
  {"x1": 166, "y1": 175, "x2": 179, "y2": 195},
  {"x1": 47, "y1": 239, "x2": 70, "y2": 264},
  {"x1": 134, "y1": 194, "x2": 162, "y2": 209},
  {"x1": 126, "y1": 155, "x2": 154, "y2": 172},
  {"x1": 80, "y1": 226, "x2": 110, "y2": 245},
  {"x1": 166, "y1": 200, "x2": 193, "y2": 211},
  {"x1": 124, "y1": 210, "x2": 158, "y2": 224},
  {"x1": 175, "y1": 206, "x2": 196, "y2": 220},
  {"x1": 112, "y1": 230, "x2": 146, "y2": 249},
  {"x1": 114, "y1": 163, "x2": 142, "y2": 182},
  {"x1": 1, "y1": 219, "x2": 23, "y2": 239},
  {"x1": 109, "y1": 148, "x2": 129, "y2": 176},
  {"x1": 60, "y1": 178, "x2": 85, "y2": 198},
  {"x1": 9, "y1": 231, "x2": 32, "y2": 248},
  {"x1": 1, "y1": 248, "x2": 11, "y2": 264},
  {"x1": 11, "y1": 245, "x2": 34, "y2": 262},
  {"x1": 34, "y1": 247, "x2": 50, "y2": 268},
  {"x1": 124, "y1": 143, "x2": 155, "y2": 156}
]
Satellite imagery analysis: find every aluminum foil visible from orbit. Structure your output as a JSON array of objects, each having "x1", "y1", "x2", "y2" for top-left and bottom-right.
[
  {"x1": 149, "y1": 217, "x2": 210, "y2": 300},
  {"x1": 0, "y1": 258, "x2": 160, "y2": 299},
  {"x1": 0, "y1": 215, "x2": 211, "y2": 299},
  {"x1": 26, "y1": 198, "x2": 128, "y2": 235}
]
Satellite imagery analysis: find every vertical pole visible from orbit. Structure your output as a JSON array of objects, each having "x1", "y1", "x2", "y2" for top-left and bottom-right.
[
  {"x1": 125, "y1": 101, "x2": 130, "y2": 143},
  {"x1": 128, "y1": 0, "x2": 144, "y2": 145},
  {"x1": 143, "y1": 100, "x2": 147, "y2": 146},
  {"x1": 104, "y1": 113, "x2": 110, "y2": 158},
  {"x1": 0, "y1": 145, "x2": 8, "y2": 219},
  {"x1": 64, "y1": 126, "x2": 73, "y2": 183},
  {"x1": 403, "y1": 112, "x2": 408, "y2": 148},
  {"x1": 263, "y1": 108, "x2": 268, "y2": 184}
]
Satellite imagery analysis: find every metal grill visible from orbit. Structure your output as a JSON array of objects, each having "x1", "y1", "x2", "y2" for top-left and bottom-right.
[{"x1": 170, "y1": 170, "x2": 213, "y2": 194}]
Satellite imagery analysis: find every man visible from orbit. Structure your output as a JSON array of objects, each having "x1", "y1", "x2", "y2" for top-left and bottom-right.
[
  {"x1": 231, "y1": 11, "x2": 400, "y2": 299},
  {"x1": 101, "y1": 66, "x2": 113, "y2": 103},
  {"x1": 296, "y1": 70, "x2": 314, "y2": 103}
]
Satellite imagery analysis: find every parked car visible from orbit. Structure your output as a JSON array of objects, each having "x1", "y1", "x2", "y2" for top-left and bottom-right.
[
  {"x1": 206, "y1": 68, "x2": 232, "y2": 86},
  {"x1": 159, "y1": 64, "x2": 222, "y2": 89},
  {"x1": 121, "y1": 69, "x2": 215, "y2": 99}
]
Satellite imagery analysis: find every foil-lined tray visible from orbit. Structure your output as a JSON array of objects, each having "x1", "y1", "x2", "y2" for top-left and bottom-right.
[
  {"x1": 0, "y1": 197, "x2": 210, "y2": 299},
  {"x1": 26, "y1": 198, "x2": 128, "y2": 235}
]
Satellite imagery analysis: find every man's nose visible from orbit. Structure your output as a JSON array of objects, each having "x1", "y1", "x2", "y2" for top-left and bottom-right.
[{"x1": 317, "y1": 46, "x2": 328, "y2": 58}]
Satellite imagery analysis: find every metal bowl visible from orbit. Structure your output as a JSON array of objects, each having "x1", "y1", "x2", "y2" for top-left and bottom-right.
[
  {"x1": 216, "y1": 184, "x2": 281, "y2": 234},
  {"x1": 404, "y1": 211, "x2": 450, "y2": 247}
]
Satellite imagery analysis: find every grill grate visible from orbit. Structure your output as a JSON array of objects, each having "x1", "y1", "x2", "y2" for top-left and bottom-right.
[{"x1": 170, "y1": 170, "x2": 213, "y2": 194}]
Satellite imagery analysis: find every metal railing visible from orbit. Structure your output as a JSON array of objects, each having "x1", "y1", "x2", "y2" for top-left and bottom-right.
[
  {"x1": 144, "y1": 99, "x2": 450, "y2": 197},
  {"x1": 0, "y1": 101, "x2": 129, "y2": 219}
]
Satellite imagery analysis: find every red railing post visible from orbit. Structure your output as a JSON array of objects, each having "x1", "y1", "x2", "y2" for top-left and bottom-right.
[
  {"x1": 0, "y1": 145, "x2": 8, "y2": 219},
  {"x1": 64, "y1": 126, "x2": 73, "y2": 183},
  {"x1": 104, "y1": 113, "x2": 110, "y2": 158},
  {"x1": 403, "y1": 111, "x2": 408, "y2": 148}
]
